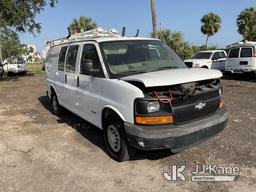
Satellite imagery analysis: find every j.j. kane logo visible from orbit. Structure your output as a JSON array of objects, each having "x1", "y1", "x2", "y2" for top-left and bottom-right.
[{"x1": 162, "y1": 163, "x2": 240, "y2": 182}]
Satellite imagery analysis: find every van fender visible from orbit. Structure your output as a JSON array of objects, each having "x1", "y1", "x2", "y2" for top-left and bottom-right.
[
  {"x1": 49, "y1": 83, "x2": 57, "y2": 98},
  {"x1": 101, "y1": 105, "x2": 126, "y2": 122}
]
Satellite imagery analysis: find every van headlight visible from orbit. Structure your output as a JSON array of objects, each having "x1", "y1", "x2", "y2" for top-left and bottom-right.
[{"x1": 147, "y1": 101, "x2": 160, "y2": 113}]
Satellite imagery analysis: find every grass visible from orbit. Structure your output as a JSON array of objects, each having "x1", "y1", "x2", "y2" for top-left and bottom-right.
[{"x1": 27, "y1": 63, "x2": 43, "y2": 75}]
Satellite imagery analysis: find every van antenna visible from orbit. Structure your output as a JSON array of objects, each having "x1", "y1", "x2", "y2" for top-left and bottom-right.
[
  {"x1": 134, "y1": 29, "x2": 139, "y2": 37},
  {"x1": 122, "y1": 26, "x2": 126, "y2": 37}
]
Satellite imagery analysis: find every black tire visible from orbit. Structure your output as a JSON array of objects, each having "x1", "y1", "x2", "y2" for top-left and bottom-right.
[
  {"x1": 103, "y1": 116, "x2": 135, "y2": 162},
  {"x1": 51, "y1": 92, "x2": 63, "y2": 116},
  {"x1": 202, "y1": 66, "x2": 208, "y2": 69}
]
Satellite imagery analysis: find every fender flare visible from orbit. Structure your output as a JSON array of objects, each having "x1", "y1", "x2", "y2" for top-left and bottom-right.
[
  {"x1": 49, "y1": 84, "x2": 57, "y2": 98},
  {"x1": 101, "y1": 105, "x2": 126, "y2": 122}
]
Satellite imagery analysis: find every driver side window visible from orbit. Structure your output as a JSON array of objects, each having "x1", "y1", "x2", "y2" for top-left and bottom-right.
[
  {"x1": 212, "y1": 52, "x2": 220, "y2": 60},
  {"x1": 80, "y1": 44, "x2": 104, "y2": 77}
]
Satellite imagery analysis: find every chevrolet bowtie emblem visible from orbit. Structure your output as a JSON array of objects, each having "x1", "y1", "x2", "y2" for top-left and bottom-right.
[{"x1": 195, "y1": 102, "x2": 206, "y2": 110}]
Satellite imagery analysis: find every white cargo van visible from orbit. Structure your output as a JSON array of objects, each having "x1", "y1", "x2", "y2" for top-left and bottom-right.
[
  {"x1": 226, "y1": 41, "x2": 256, "y2": 74},
  {"x1": 4, "y1": 58, "x2": 27, "y2": 75},
  {"x1": 45, "y1": 28, "x2": 229, "y2": 161}
]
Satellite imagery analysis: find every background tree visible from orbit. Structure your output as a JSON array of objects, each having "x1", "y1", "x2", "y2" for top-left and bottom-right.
[
  {"x1": 201, "y1": 12, "x2": 221, "y2": 47},
  {"x1": 155, "y1": 29, "x2": 192, "y2": 59},
  {"x1": 69, "y1": 16, "x2": 97, "y2": 34},
  {"x1": 0, "y1": 0, "x2": 57, "y2": 61},
  {"x1": 0, "y1": 28, "x2": 22, "y2": 59},
  {"x1": 0, "y1": 0, "x2": 57, "y2": 34},
  {"x1": 153, "y1": 29, "x2": 220, "y2": 59},
  {"x1": 237, "y1": 7, "x2": 256, "y2": 41}
]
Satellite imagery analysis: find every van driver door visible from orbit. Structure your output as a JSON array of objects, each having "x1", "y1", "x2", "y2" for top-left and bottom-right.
[{"x1": 75, "y1": 42, "x2": 105, "y2": 126}]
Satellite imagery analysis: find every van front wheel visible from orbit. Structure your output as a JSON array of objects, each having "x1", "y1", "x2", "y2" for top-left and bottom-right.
[
  {"x1": 51, "y1": 93, "x2": 63, "y2": 116},
  {"x1": 103, "y1": 117, "x2": 135, "y2": 162}
]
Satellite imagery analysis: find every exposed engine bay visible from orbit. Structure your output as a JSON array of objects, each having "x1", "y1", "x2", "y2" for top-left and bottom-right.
[
  {"x1": 128, "y1": 79, "x2": 221, "y2": 124},
  {"x1": 127, "y1": 78, "x2": 220, "y2": 100}
]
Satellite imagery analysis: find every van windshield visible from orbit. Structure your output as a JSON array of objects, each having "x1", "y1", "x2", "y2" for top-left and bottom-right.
[
  {"x1": 192, "y1": 52, "x2": 212, "y2": 59},
  {"x1": 100, "y1": 40, "x2": 187, "y2": 77}
]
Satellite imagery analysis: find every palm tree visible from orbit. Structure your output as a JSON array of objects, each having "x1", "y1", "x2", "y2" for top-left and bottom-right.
[
  {"x1": 69, "y1": 16, "x2": 97, "y2": 34},
  {"x1": 151, "y1": 0, "x2": 157, "y2": 38},
  {"x1": 237, "y1": 7, "x2": 256, "y2": 41},
  {"x1": 200, "y1": 13, "x2": 221, "y2": 47},
  {"x1": 155, "y1": 29, "x2": 192, "y2": 59},
  {"x1": 155, "y1": 29, "x2": 172, "y2": 44}
]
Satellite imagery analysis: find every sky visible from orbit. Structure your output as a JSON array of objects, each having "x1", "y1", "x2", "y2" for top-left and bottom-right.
[{"x1": 19, "y1": 0, "x2": 256, "y2": 53}]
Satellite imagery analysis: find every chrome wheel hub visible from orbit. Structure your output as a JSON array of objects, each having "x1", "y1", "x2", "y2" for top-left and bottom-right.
[{"x1": 107, "y1": 125, "x2": 121, "y2": 153}]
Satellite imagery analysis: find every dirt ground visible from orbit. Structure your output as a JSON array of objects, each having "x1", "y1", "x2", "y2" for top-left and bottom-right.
[{"x1": 0, "y1": 72, "x2": 256, "y2": 192}]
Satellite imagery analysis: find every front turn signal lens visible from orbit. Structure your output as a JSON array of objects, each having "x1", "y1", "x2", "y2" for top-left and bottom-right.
[
  {"x1": 219, "y1": 100, "x2": 225, "y2": 109},
  {"x1": 135, "y1": 116, "x2": 173, "y2": 125}
]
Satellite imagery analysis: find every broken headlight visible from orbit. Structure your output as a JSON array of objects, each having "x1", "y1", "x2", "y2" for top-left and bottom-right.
[{"x1": 147, "y1": 101, "x2": 160, "y2": 113}]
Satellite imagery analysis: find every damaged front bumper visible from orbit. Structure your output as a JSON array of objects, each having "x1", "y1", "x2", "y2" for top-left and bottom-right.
[{"x1": 124, "y1": 107, "x2": 229, "y2": 151}]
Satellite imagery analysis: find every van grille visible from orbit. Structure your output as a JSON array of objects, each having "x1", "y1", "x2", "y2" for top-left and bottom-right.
[
  {"x1": 172, "y1": 90, "x2": 219, "y2": 124},
  {"x1": 141, "y1": 79, "x2": 221, "y2": 124}
]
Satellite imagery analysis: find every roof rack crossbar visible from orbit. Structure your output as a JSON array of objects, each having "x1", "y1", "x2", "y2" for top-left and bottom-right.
[{"x1": 46, "y1": 28, "x2": 120, "y2": 46}]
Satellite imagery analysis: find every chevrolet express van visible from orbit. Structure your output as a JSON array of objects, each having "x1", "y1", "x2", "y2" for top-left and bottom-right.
[
  {"x1": 45, "y1": 28, "x2": 229, "y2": 161},
  {"x1": 226, "y1": 41, "x2": 256, "y2": 74}
]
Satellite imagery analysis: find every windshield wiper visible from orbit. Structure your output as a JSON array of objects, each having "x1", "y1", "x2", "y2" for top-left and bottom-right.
[
  {"x1": 155, "y1": 66, "x2": 178, "y2": 71},
  {"x1": 118, "y1": 70, "x2": 146, "y2": 76}
]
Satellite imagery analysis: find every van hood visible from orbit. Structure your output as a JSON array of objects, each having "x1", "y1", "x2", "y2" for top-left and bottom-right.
[{"x1": 121, "y1": 68, "x2": 222, "y2": 87}]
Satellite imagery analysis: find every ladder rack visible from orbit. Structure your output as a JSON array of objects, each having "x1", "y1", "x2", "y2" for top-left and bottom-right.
[
  {"x1": 227, "y1": 41, "x2": 256, "y2": 48},
  {"x1": 46, "y1": 28, "x2": 120, "y2": 46}
]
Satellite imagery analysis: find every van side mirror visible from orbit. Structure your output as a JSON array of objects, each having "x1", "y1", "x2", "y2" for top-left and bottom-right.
[{"x1": 81, "y1": 59, "x2": 100, "y2": 75}]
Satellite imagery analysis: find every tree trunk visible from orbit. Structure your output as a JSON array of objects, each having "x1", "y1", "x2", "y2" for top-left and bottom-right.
[
  {"x1": 151, "y1": 0, "x2": 157, "y2": 38},
  {"x1": 205, "y1": 35, "x2": 209, "y2": 48}
]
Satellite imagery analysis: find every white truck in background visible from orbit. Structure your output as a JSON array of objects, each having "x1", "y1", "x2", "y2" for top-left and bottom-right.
[{"x1": 184, "y1": 50, "x2": 227, "y2": 71}]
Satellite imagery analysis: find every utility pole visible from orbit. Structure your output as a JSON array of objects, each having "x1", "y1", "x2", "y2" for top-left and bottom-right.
[{"x1": 151, "y1": 0, "x2": 157, "y2": 38}]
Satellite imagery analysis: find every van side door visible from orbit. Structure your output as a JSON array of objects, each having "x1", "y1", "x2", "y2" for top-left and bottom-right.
[
  {"x1": 240, "y1": 47, "x2": 254, "y2": 66},
  {"x1": 56, "y1": 46, "x2": 68, "y2": 104},
  {"x1": 211, "y1": 51, "x2": 226, "y2": 71},
  {"x1": 227, "y1": 48, "x2": 240, "y2": 68},
  {"x1": 63, "y1": 44, "x2": 80, "y2": 111},
  {"x1": 76, "y1": 43, "x2": 105, "y2": 126}
]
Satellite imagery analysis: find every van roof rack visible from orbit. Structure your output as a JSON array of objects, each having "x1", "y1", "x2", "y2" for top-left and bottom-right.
[
  {"x1": 226, "y1": 41, "x2": 256, "y2": 48},
  {"x1": 46, "y1": 28, "x2": 120, "y2": 46}
]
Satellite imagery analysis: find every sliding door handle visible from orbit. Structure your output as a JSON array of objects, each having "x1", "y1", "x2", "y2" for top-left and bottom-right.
[
  {"x1": 64, "y1": 74, "x2": 67, "y2": 84},
  {"x1": 76, "y1": 76, "x2": 79, "y2": 87}
]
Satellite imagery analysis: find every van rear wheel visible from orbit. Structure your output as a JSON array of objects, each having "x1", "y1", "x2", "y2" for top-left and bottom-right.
[
  {"x1": 51, "y1": 92, "x2": 63, "y2": 115},
  {"x1": 103, "y1": 117, "x2": 135, "y2": 162}
]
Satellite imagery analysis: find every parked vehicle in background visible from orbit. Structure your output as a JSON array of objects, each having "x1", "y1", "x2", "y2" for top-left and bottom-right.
[
  {"x1": 0, "y1": 60, "x2": 4, "y2": 79},
  {"x1": 41, "y1": 43, "x2": 51, "y2": 71},
  {"x1": 45, "y1": 28, "x2": 228, "y2": 162},
  {"x1": 184, "y1": 50, "x2": 227, "y2": 71},
  {"x1": 4, "y1": 58, "x2": 27, "y2": 75},
  {"x1": 225, "y1": 41, "x2": 256, "y2": 74}
]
